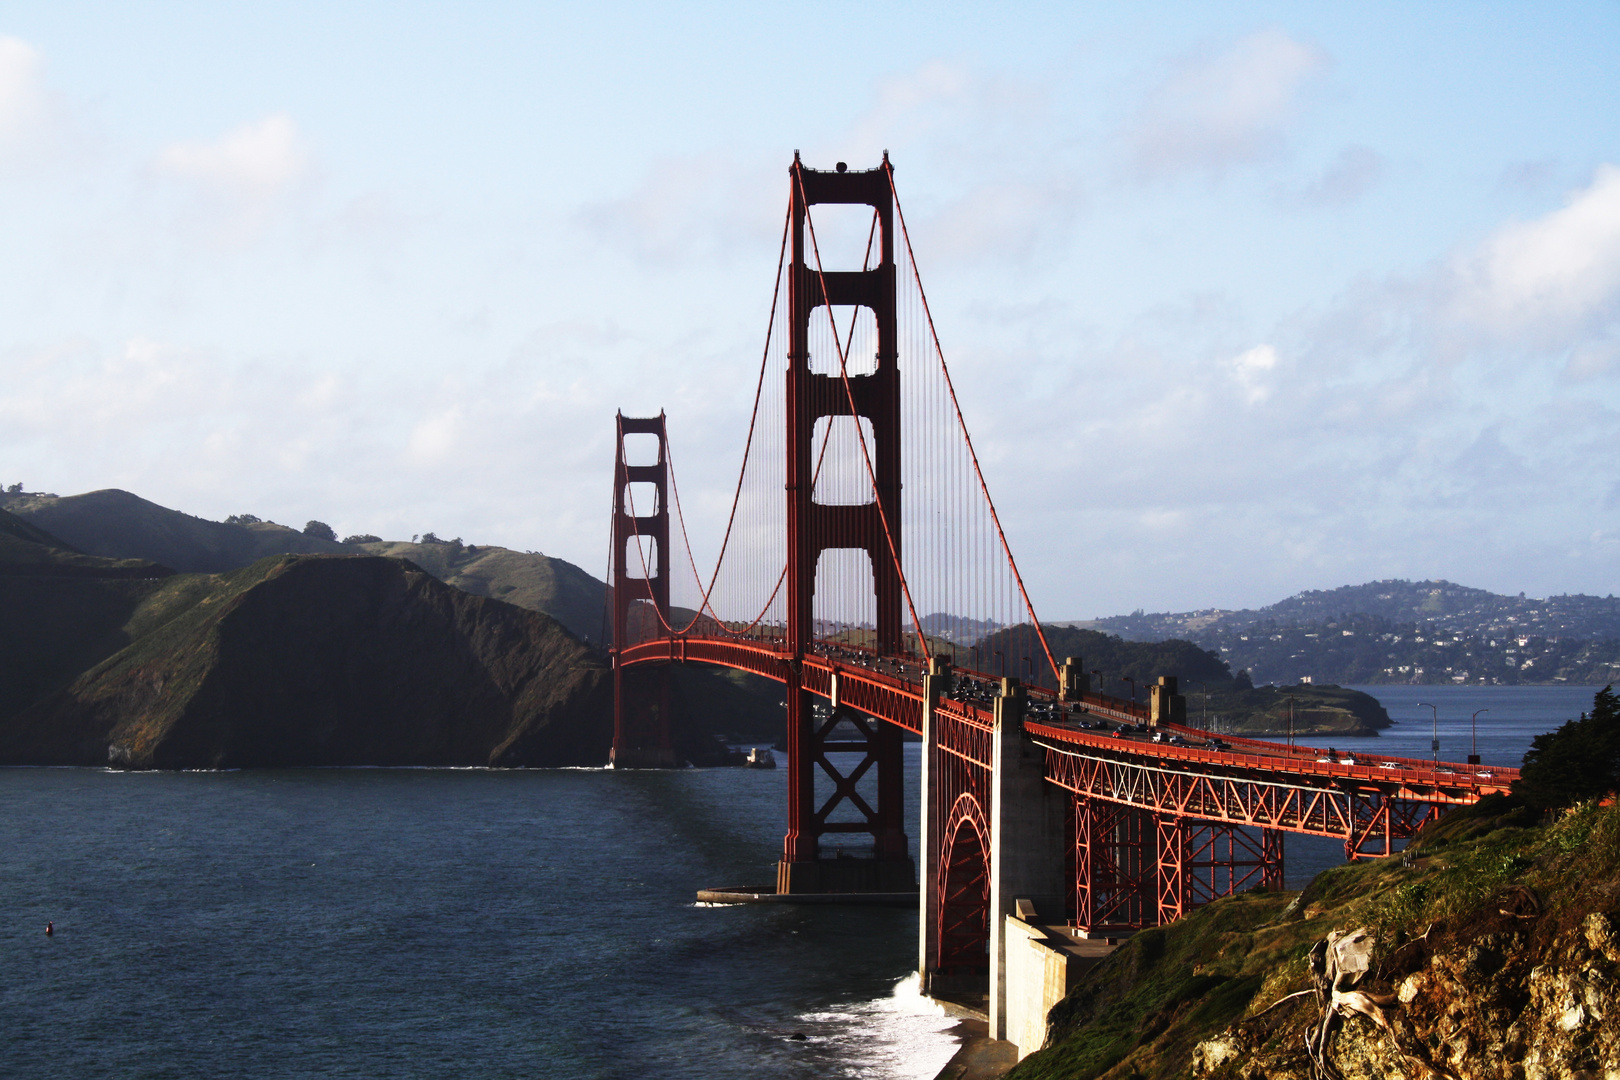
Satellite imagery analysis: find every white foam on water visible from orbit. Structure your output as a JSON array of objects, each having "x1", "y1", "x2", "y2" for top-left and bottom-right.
[{"x1": 795, "y1": 972, "x2": 961, "y2": 1079}]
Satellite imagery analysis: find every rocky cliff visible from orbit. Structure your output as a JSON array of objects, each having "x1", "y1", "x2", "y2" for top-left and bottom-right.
[{"x1": 1009, "y1": 797, "x2": 1620, "y2": 1080}]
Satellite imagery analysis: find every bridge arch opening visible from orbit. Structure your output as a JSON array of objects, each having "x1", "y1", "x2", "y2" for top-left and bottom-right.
[{"x1": 936, "y1": 793, "x2": 990, "y2": 983}]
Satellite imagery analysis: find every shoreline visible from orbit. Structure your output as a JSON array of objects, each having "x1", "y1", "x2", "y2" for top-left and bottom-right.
[{"x1": 930, "y1": 1017, "x2": 1016, "y2": 1080}]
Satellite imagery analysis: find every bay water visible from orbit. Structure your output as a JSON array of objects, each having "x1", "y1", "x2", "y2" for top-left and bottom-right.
[
  {"x1": 1280, "y1": 683, "x2": 1605, "y2": 885},
  {"x1": 0, "y1": 763, "x2": 956, "y2": 1080},
  {"x1": 2, "y1": 683, "x2": 1602, "y2": 1076}
]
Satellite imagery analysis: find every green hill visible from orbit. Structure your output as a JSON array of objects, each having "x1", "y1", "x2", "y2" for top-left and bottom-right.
[
  {"x1": 0, "y1": 489, "x2": 611, "y2": 642},
  {"x1": 0, "y1": 552, "x2": 613, "y2": 768},
  {"x1": 0, "y1": 489, "x2": 349, "y2": 572},
  {"x1": 0, "y1": 496, "x2": 779, "y2": 765},
  {"x1": 353, "y1": 539, "x2": 604, "y2": 642}
]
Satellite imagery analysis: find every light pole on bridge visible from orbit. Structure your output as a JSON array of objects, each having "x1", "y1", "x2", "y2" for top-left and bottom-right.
[
  {"x1": 1419, "y1": 702, "x2": 1439, "y2": 764},
  {"x1": 1469, "y1": 709, "x2": 1487, "y2": 766}
]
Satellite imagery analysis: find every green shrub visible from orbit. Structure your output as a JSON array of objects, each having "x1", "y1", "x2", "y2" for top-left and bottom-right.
[{"x1": 1514, "y1": 685, "x2": 1620, "y2": 809}]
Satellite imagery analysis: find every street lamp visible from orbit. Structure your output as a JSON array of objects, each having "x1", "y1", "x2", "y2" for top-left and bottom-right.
[
  {"x1": 1286, "y1": 695, "x2": 1295, "y2": 749},
  {"x1": 1124, "y1": 677, "x2": 1138, "y2": 710},
  {"x1": 1469, "y1": 709, "x2": 1488, "y2": 766},
  {"x1": 1195, "y1": 682, "x2": 1209, "y2": 730},
  {"x1": 1418, "y1": 702, "x2": 1439, "y2": 764}
]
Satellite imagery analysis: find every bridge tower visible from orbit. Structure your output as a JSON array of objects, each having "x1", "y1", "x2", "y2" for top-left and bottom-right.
[
  {"x1": 778, "y1": 154, "x2": 915, "y2": 895},
  {"x1": 610, "y1": 411, "x2": 676, "y2": 769}
]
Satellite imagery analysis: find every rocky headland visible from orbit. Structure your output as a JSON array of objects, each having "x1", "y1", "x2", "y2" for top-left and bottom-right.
[
  {"x1": 0, "y1": 493, "x2": 785, "y2": 765},
  {"x1": 1008, "y1": 795, "x2": 1620, "y2": 1080}
]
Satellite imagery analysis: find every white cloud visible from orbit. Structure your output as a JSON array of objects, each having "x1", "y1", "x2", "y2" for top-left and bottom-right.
[
  {"x1": 1127, "y1": 29, "x2": 1327, "y2": 179},
  {"x1": 579, "y1": 152, "x2": 779, "y2": 264},
  {"x1": 406, "y1": 405, "x2": 463, "y2": 464},
  {"x1": 1295, "y1": 145, "x2": 1383, "y2": 207},
  {"x1": 156, "y1": 113, "x2": 309, "y2": 195},
  {"x1": 0, "y1": 36, "x2": 44, "y2": 142},
  {"x1": 1451, "y1": 163, "x2": 1620, "y2": 342},
  {"x1": 844, "y1": 60, "x2": 976, "y2": 155},
  {"x1": 1229, "y1": 343, "x2": 1278, "y2": 404}
]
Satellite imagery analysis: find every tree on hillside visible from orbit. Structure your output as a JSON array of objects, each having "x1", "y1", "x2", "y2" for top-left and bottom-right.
[
  {"x1": 225, "y1": 514, "x2": 262, "y2": 525},
  {"x1": 5, "y1": 483, "x2": 20, "y2": 493},
  {"x1": 1514, "y1": 685, "x2": 1620, "y2": 809},
  {"x1": 342, "y1": 534, "x2": 382, "y2": 545},
  {"x1": 303, "y1": 520, "x2": 337, "y2": 541},
  {"x1": 971, "y1": 624, "x2": 1233, "y2": 692}
]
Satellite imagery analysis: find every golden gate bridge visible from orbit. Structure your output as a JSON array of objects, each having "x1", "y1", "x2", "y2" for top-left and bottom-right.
[{"x1": 606, "y1": 153, "x2": 1514, "y2": 1033}]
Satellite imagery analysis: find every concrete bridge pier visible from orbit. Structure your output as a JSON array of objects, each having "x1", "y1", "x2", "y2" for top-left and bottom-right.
[{"x1": 988, "y1": 677, "x2": 1070, "y2": 1042}]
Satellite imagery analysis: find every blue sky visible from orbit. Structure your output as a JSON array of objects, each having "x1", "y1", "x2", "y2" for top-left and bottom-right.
[{"x1": 2, "y1": 3, "x2": 1619, "y2": 617}]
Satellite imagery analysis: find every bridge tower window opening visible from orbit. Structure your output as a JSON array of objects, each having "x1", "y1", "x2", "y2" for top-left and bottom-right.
[
  {"x1": 809, "y1": 416, "x2": 879, "y2": 506},
  {"x1": 812, "y1": 548, "x2": 877, "y2": 648},
  {"x1": 799, "y1": 202, "x2": 882, "y2": 273},
  {"x1": 623, "y1": 481, "x2": 660, "y2": 518},
  {"x1": 619, "y1": 432, "x2": 661, "y2": 468},
  {"x1": 808, "y1": 305, "x2": 879, "y2": 377},
  {"x1": 624, "y1": 535, "x2": 658, "y2": 580}
]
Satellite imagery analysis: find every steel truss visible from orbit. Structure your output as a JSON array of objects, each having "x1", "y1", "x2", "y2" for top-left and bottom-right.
[{"x1": 1040, "y1": 741, "x2": 1444, "y2": 868}]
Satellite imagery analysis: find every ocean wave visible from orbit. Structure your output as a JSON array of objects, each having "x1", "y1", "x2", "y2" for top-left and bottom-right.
[{"x1": 794, "y1": 972, "x2": 960, "y2": 1080}]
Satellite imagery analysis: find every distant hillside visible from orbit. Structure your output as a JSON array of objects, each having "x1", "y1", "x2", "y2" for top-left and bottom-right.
[
  {"x1": 970, "y1": 624, "x2": 1233, "y2": 690},
  {"x1": 0, "y1": 506, "x2": 175, "y2": 580},
  {"x1": 353, "y1": 539, "x2": 604, "y2": 643},
  {"x1": 965, "y1": 624, "x2": 1388, "y2": 734},
  {"x1": 0, "y1": 553, "x2": 613, "y2": 768},
  {"x1": 0, "y1": 489, "x2": 348, "y2": 572},
  {"x1": 0, "y1": 492, "x2": 781, "y2": 764},
  {"x1": 1068, "y1": 579, "x2": 1620, "y2": 686},
  {"x1": 0, "y1": 489, "x2": 611, "y2": 643}
]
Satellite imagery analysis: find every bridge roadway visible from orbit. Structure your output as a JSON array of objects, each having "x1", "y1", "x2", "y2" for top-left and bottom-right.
[{"x1": 616, "y1": 633, "x2": 1517, "y2": 853}]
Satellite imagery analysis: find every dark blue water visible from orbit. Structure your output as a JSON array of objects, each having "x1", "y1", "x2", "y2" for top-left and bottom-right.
[
  {"x1": 1280, "y1": 684, "x2": 1605, "y2": 886},
  {"x1": 0, "y1": 765, "x2": 957, "y2": 1080},
  {"x1": 6, "y1": 686, "x2": 1601, "y2": 1075}
]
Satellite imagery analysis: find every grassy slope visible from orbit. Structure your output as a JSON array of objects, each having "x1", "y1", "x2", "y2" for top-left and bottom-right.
[
  {"x1": 356, "y1": 539, "x2": 604, "y2": 642},
  {"x1": 0, "y1": 507, "x2": 183, "y2": 720},
  {"x1": 2, "y1": 554, "x2": 613, "y2": 767},
  {"x1": 0, "y1": 489, "x2": 348, "y2": 572},
  {"x1": 1009, "y1": 796, "x2": 1620, "y2": 1080},
  {"x1": 3, "y1": 492, "x2": 780, "y2": 753}
]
